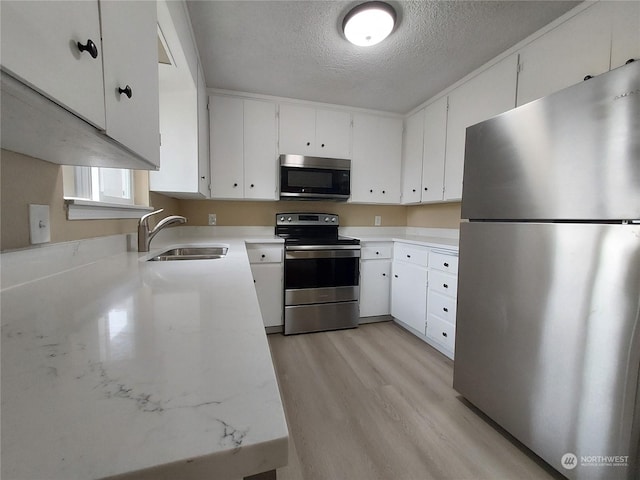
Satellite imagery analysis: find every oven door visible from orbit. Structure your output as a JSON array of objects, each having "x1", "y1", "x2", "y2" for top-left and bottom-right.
[
  {"x1": 284, "y1": 246, "x2": 360, "y2": 305},
  {"x1": 279, "y1": 166, "x2": 350, "y2": 200}
]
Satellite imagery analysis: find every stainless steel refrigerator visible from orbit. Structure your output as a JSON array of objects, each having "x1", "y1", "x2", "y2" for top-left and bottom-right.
[{"x1": 453, "y1": 60, "x2": 640, "y2": 480}]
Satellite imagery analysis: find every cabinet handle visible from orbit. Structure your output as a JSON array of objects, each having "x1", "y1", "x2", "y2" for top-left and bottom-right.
[
  {"x1": 261, "y1": 254, "x2": 265, "y2": 258},
  {"x1": 443, "y1": 283, "x2": 448, "y2": 289},
  {"x1": 382, "y1": 273, "x2": 386, "y2": 277},
  {"x1": 250, "y1": 184, "x2": 255, "y2": 188},
  {"x1": 376, "y1": 251, "x2": 379, "y2": 255},
  {"x1": 443, "y1": 307, "x2": 448, "y2": 312},
  {"x1": 444, "y1": 262, "x2": 449, "y2": 267},
  {"x1": 406, "y1": 254, "x2": 411, "y2": 258},
  {"x1": 583, "y1": 75, "x2": 593, "y2": 81},
  {"x1": 626, "y1": 59, "x2": 636, "y2": 64},
  {"x1": 321, "y1": 143, "x2": 325, "y2": 147},
  {"x1": 382, "y1": 190, "x2": 386, "y2": 194},
  {"x1": 233, "y1": 183, "x2": 238, "y2": 187},
  {"x1": 77, "y1": 39, "x2": 98, "y2": 59},
  {"x1": 201, "y1": 176, "x2": 205, "y2": 180},
  {"x1": 412, "y1": 189, "x2": 416, "y2": 192},
  {"x1": 306, "y1": 142, "x2": 311, "y2": 146},
  {"x1": 118, "y1": 85, "x2": 132, "y2": 98},
  {"x1": 394, "y1": 274, "x2": 398, "y2": 278},
  {"x1": 442, "y1": 332, "x2": 448, "y2": 338},
  {"x1": 369, "y1": 189, "x2": 373, "y2": 193},
  {"x1": 424, "y1": 187, "x2": 428, "y2": 191}
]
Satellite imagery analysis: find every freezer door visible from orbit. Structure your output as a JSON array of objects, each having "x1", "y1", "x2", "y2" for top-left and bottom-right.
[
  {"x1": 453, "y1": 222, "x2": 640, "y2": 480},
  {"x1": 461, "y1": 60, "x2": 640, "y2": 221}
]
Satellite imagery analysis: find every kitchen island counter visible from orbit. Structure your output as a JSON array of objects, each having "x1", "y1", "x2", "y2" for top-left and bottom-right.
[{"x1": 1, "y1": 236, "x2": 288, "y2": 480}]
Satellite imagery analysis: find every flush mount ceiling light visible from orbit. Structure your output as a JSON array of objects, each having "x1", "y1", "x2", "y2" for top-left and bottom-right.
[{"x1": 342, "y1": 1, "x2": 396, "y2": 47}]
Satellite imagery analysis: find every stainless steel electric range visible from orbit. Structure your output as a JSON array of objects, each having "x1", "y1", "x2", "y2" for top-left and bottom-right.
[{"x1": 275, "y1": 213, "x2": 361, "y2": 335}]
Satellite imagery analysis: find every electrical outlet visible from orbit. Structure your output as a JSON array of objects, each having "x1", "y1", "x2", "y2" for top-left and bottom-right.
[
  {"x1": 208, "y1": 213, "x2": 217, "y2": 226},
  {"x1": 29, "y1": 204, "x2": 51, "y2": 244},
  {"x1": 374, "y1": 215, "x2": 382, "y2": 226}
]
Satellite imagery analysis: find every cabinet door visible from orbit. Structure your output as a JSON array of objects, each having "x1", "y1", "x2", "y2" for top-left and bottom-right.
[
  {"x1": 352, "y1": 113, "x2": 402, "y2": 203},
  {"x1": 251, "y1": 263, "x2": 283, "y2": 327},
  {"x1": 444, "y1": 54, "x2": 518, "y2": 201},
  {"x1": 101, "y1": 0, "x2": 160, "y2": 166},
  {"x1": 401, "y1": 109, "x2": 425, "y2": 204},
  {"x1": 611, "y1": 1, "x2": 640, "y2": 70},
  {"x1": 360, "y1": 260, "x2": 391, "y2": 317},
  {"x1": 244, "y1": 100, "x2": 278, "y2": 200},
  {"x1": 210, "y1": 95, "x2": 244, "y2": 198},
  {"x1": 516, "y1": 2, "x2": 612, "y2": 107},
  {"x1": 197, "y1": 63, "x2": 210, "y2": 197},
  {"x1": 0, "y1": 1, "x2": 105, "y2": 129},
  {"x1": 421, "y1": 96, "x2": 448, "y2": 202},
  {"x1": 391, "y1": 262, "x2": 428, "y2": 334},
  {"x1": 278, "y1": 104, "x2": 316, "y2": 155},
  {"x1": 315, "y1": 108, "x2": 352, "y2": 159}
]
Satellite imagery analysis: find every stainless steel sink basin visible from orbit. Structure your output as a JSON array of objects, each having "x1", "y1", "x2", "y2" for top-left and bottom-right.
[{"x1": 148, "y1": 246, "x2": 228, "y2": 261}]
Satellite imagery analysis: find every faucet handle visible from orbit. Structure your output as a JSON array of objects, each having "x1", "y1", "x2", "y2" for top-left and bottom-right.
[{"x1": 139, "y1": 208, "x2": 164, "y2": 225}]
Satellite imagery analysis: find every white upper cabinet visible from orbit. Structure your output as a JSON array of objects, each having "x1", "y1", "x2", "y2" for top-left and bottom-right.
[
  {"x1": 0, "y1": 1, "x2": 106, "y2": 129},
  {"x1": 244, "y1": 100, "x2": 279, "y2": 200},
  {"x1": 611, "y1": 1, "x2": 640, "y2": 69},
  {"x1": 444, "y1": 54, "x2": 518, "y2": 201},
  {"x1": 351, "y1": 113, "x2": 403, "y2": 204},
  {"x1": 279, "y1": 104, "x2": 352, "y2": 159},
  {"x1": 401, "y1": 109, "x2": 425, "y2": 204},
  {"x1": 210, "y1": 95, "x2": 278, "y2": 200},
  {"x1": 516, "y1": 2, "x2": 612, "y2": 107},
  {"x1": 421, "y1": 96, "x2": 448, "y2": 203},
  {"x1": 100, "y1": 0, "x2": 160, "y2": 166},
  {"x1": 150, "y1": 0, "x2": 208, "y2": 198}
]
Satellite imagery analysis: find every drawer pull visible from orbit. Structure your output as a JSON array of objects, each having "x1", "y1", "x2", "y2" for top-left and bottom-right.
[
  {"x1": 444, "y1": 262, "x2": 449, "y2": 267},
  {"x1": 442, "y1": 332, "x2": 448, "y2": 338},
  {"x1": 443, "y1": 307, "x2": 448, "y2": 312},
  {"x1": 77, "y1": 39, "x2": 99, "y2": 59},
  {"x1": 118, "y1": 85, "x2": 132, "y2": 99},
  {"x1": 376, "y1": 251, "x2": 379, "y2": 255},
  {"x1": 394, "y1": 274, "x2": 398, "y2": 278},
  {"x1": 382, "y1": 273, "x2": 386, "y2": 277},
  {"x1": 443, "y1": 283, "x2": 448, "y2": 289},
  {"x1": 261, "y1": 254, "x2": 266, "y2": 258},
  {"x1": 406, "y1": 254, "x2": 411, "y2": 258}
]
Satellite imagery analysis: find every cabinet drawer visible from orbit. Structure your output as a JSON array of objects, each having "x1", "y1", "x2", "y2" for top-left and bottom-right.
[
  {"x1": 426, "y1": 314, "x2": 456, "y2": 353},
  {"x1": 361, "y1": 243, "x2": 392, "y2": 260},
  {"x1": 429, "y1": 250, "x2": 459, "y2": 274},
  {"x1": 427, "y1": 289, "x2": 457, "y2": 325},
  {"x1": 429, "y1": 270, "x2": 457, "y2": 297},
  {"x1": 247, "y1": 245, "x2": 283, "y2": 264},
  {"x1": 393, "y1": 242, "x2": 429, "y2": 266}
]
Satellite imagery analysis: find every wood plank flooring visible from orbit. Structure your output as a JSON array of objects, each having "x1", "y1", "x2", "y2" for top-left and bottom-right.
[{"x1": 268, "y1": 321, "x2": 565, "y2": 480}]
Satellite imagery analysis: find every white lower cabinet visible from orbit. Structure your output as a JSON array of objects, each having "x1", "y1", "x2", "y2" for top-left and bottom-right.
[
  {"x1": 247, "y1": 244, "x2": 283, "y2": 328},
  {"x1": 359, "y1": 242, "x2": 392, "y2": 318},
  {"x1": 425, "y1": 249, "x2": 459, "y2": 359},
  {"x1": 391, "y1": 244, "x2": 429, "y2": 334}
]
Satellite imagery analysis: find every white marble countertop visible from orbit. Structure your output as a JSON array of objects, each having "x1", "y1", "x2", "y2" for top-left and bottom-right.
[{"x1": 1, "y1": 236, "x2": 288, "y2": 480}]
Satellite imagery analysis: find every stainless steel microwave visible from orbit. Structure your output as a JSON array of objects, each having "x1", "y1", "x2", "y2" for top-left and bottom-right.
[{"x1": 279, "y1": 154, "x2": 351, "y2": 201}]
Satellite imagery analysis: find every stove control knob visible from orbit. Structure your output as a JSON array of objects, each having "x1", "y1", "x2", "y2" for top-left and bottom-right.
[
  {"x1": 287, "y1": 217, "x2": 292, "y2": 222},
  {"x1": 324, "y1": 217, "x2": 329, "y2": 222},
  {"x1": 279, "y1": 216, "x2": 285, "y2": 222},
  {"x1": 331, "y1": 217, "x2": 336, "y2": 222}
]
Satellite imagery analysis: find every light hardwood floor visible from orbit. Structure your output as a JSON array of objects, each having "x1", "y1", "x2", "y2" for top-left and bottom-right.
[{"x1": 268, "y1": 321, "x2": 564, "y2": 480}]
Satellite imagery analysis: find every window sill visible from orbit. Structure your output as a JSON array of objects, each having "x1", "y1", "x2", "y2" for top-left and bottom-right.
[{"x1": 65, "y1": 199, "x2": 154, "y2": 220}]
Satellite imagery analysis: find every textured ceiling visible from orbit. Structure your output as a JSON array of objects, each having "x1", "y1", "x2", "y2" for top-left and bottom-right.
[{"x1": 187, "y1": 0, "x2": 580, "y2": 113}]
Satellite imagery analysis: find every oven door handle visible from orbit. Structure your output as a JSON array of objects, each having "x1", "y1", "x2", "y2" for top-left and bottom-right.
[{"x1": 285, "y1": 249, "x2": 361, "y2": 259}]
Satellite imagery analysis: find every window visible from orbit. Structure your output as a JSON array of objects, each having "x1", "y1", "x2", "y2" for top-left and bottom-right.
[
  {"x1": 62, "y1": 166, "x2": 153, "y2": 220},
  {"x1": 63, "y1": 166, "x2": 133, "y2": 205}
]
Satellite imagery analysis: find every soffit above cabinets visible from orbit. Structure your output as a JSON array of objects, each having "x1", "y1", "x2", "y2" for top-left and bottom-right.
[{"x1": 186, "y1": 0, "x2": 579, "y2": 113}]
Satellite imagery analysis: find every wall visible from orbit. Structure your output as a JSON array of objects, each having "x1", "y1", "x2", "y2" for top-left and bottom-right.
[
  {"x1": 406, "y1": 202, "x2": 462, "y2": 229},
  {"x1": 177, "y1": 199, "x2": 407, "y2": 227},
  {"x1": 1, "y1": 150, "x2": 145, "y2": 251}
]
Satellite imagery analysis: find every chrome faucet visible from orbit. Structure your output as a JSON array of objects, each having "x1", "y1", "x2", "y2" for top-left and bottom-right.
[{"x1": 138, "y1": 209, "x2": 187, "y2": 252}]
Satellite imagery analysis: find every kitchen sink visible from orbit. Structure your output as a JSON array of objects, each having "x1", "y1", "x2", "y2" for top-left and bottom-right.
[{"x1": 148, "y1": 246, "x2": 228, "y2": 261}]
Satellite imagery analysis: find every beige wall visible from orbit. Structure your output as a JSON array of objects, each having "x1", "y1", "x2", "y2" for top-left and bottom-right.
[
  {"x1": 1, "y1": 149, "x2": 461, "y2": 251},
  {"x1": 177, "y1": 200, "x2": 407, "y2": 227},
  {"x1": 1, "y1": 150, "x2": 141, "y2": 251},
  {"x1": 406, "y1": 202, "x2": 462, "y2": 229}
]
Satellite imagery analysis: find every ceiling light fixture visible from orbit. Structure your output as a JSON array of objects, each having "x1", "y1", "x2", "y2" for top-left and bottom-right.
[{"x1": 342, "y1": 1, "x2": 396, "y2": 47}]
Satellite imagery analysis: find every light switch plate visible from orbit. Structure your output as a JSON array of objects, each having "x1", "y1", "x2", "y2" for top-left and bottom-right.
[
  {"x1": 29, "y1": 204, "x2": 51, "y2": 244},
  {"x1": 208, "y1": 213, "x2": 217, "y2": 225},
  {"x1": 374, "y1": 215, "x2": 382, "y2": 226}
]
